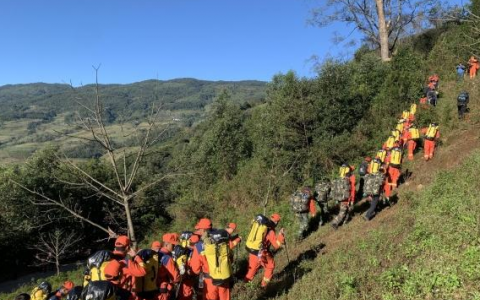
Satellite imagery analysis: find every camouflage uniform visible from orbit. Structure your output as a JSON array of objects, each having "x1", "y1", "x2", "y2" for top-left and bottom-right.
[
  {"x1": 331, "y1": 202, "x2": 350, "y2": 228},
  {"x1": 315, "y1": 182, "x2": 330, "y2": 226}
]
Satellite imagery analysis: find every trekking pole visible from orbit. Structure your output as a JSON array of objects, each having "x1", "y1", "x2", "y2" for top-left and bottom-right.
[{"x1": 283, "y1": 233, "x2": 291, "y2": 265}]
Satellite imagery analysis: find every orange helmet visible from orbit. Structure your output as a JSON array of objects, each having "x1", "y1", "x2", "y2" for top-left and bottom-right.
[
  {"x1": 270, "y1": 213, "x2": 281, "y2": 223},
  {"x1": 194, "y1": 218, "x2": 212, "y2": 230}
]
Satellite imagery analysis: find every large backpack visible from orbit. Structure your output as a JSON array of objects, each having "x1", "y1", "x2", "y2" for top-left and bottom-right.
[
  {"x1": 410, "y1": 103, "x2": 417, "y2": 115},
  {"x1": 339, "y1": 165, "x2": 351, "y2": 177},
  {"x1": 134, "y1": 249, "x2": 159, "y2": 296},
  {"x1": 376, "y1": 149, "x2": 387, "y2": 162},
  {"x1": 315, "y1": 181, "x2": 331, "y2": 203},
  {"x1": 66, "y1": 287, "x2": 83, "y2": 300},
  {"x1": 84, "y1": 250, "x2": 112, "y2": 286},
  {"x1": 245, "y1": 214, "x2": 272, "y2": 253},
  {"x1": 390, "y1": 147, "x2": 403, "y2": 167},
  {"x1": 391, "y1": 130, "x2": 401, "y2": 141},
  {"x1": 331, "y1": 177, "x2": 350, "y2": 202},
  {"x1": 396, "y1": 122, "x2": 404, "y2": 133},
  {"x1": 363, "y1": 173, "x2": 384, "y2": 196},
  {"x1": 81, "y1": 281, "x2": 117, "y2": 300},
  {"x1": 179, "y1": 231, "x2": 193, "y2": 248},
  {"x1": 425, "y1": 124, "x2": 439, "y2": 140},
  {"x1": 173, "y1": 244, "x2": 191, "y2": 275},
  {"x1": 409, "y1": 126, "x2": 420, "y2": 140},
  {"x1": 369, "y1": 159, "x2": 382, "y2": 174},
  {"x1": 204, "y1": 229, "x2": 231, "y2": 286},
  {"x1": 457, "y1": 92, "x2": 469, "y2": 105},
  {"x1": 402, "y1": 110, "x2": 410, "y2": 119},
  {"x1": 30, "y1": 288, "x2": 52, "y2": 300},
  {"x1": 290, "y1": 191, "x2": 310, "y2": 213},
  {"x1": 385, "y1": 136, "x2": 396, "y2": 149},
  {"x1": 358, "y1": 161, "x2": 368, "y2": 176}
]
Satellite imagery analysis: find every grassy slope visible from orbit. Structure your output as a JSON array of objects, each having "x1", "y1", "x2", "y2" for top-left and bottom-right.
[{"x1": 1, "y1": 82, "x2": 479, "y2": 299}]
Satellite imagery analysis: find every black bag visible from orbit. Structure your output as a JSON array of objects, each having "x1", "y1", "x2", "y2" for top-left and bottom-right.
[
  {"x1": 66, "y1": 287, "x2": 83, "y2": 300},
  {"x1": 457, "y1": 92, "x2": 469, "y2": 105},
  {"x1": 358, "y1": 162, "x2": 368, "y2": 176},
  {"x1": 81, "y1": 281, "x2": 117, "y2": 300}
]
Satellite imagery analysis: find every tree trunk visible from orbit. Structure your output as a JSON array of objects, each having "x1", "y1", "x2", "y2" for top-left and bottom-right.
[
  {"x1": 56, "y1": 256, "x2": 60, "y2": 276},
  {"x1": 375, "y1": 0, "x2": 391, "y2": 62},
  {"x1": 124, "y1": 197, "x2": 137, "y2": 248}
]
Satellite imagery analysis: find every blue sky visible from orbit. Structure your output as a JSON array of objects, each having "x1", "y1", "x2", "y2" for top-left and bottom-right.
[{"x1": 0, "y1": 0, "x2": 467, "y2": 85}]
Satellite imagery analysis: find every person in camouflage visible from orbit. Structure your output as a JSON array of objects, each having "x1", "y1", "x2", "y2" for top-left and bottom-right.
[
  {"x1": 290, "y1": 187, "x2": 316, "y2": 239},
  {"x1": 331, "y1": 164, "x2": 356, "y2": 230},
  {"x1": 315, "y1": 181, "x2": 331, "y2": 226}
]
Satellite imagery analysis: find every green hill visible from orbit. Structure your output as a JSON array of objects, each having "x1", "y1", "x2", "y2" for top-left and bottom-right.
[{"x1": 0, "y1": 79, "x2": 267, "y2": 163}]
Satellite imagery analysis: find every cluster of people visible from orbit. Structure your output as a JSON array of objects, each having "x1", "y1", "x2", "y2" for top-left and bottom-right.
[
  {"x1": 290, "y1": 77, "x2": 442, "y2": 235},
  {"x1": 420, "y1": 74, "x2": 439, "y2": 106},
  {"x1": 456, "y1": 56, "x2": 479, "y2": 81},
  {"x1": 18, "y1": 215, "x2": 286, "y2": 300}
]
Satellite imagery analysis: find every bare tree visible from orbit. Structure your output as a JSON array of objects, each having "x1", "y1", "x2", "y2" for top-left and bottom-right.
[
  {"x1": 13, "y1": 67, "x2": 181, "y2": 248},
  {"x1": 309, "y1": 0, "x2": 439, "y2": 61},
  {"x1": 32, "y1": 229, "x2": 82, "y2": 275}
]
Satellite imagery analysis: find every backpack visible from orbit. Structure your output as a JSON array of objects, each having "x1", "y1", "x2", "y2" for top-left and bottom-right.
[
  {"x1": 396, "y1": 122, "x2": 404, "y2": 133},
  {"x1": 245, "y1": 214, "x2": 272, "y2": 253},
  {"x1": 179, "y1": 231, "x2": 193, "y2": 248},
  {"x1": 457, "y1": 92, "x2": 469, "y2": 105},
  {"x1": 84, "y1": 250, "x2": 112, "y2": 286},
  {"x1": 314, "y1": 181, "x2": 331, "y2": 203},
  {"x1": 134, "y1": 249, "x2": 159, "y2": 296},
  {"x1": 331, "y1": 177, "x2": 350, "y2": 202},
  {"x1": 30, "y1": 288, "x2": 51, "y2": 300},
  {"x1": 363, "y1": 173, "x2": 384, "y2": 196},
  {"x1": 66, "y1": 287, "x2": 83, "y2": 300},
  {"x1": 425, "y1": 125, "x2": 438, "y2": 140},
  {"x1": 204, "y1": 229, "x2": 231, "y2": 286},
  {"x1": 81, "y1": 281, "x2": 117, "y2": 300},
  {"x1": 369, "y1": 159, "x2": 381, "y2": 174},
  {"x1": 410, "y1": 103, "x2": 417, "y2": 115},
  {"x1": 409, "y1": 127, "x2": 420, "y2": 140},
  {"x1": 402, "y1": 110, "x2": 410, "y2": 119},
  {"x1": 339, "y1": 165, "x2": 350, "y2": 177},
  {"x1": 385, "y1": 136, "x2": 396, "y2": 149},
  {"x1": 391, "y1": 130, "x2": 400, "y2": 140},
  {"x1": 358, "y1": 161, "x2": 368, "y2": 176},
  {"x1": 376, "y1": 149, "x2": 387, "y2": 162},
  {"x1": 173, "y1": 244, "x2": 191, "y2": 275},
  {"x1": 290, "y1": 191, "x2": 310, "y2": 213},
  {"x1": 390, "y1": 147, "x2": 402, "y2": 167}
]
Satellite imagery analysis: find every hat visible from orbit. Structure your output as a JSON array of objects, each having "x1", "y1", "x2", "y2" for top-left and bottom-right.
[
  {"x1": 270, "y1": 213, "x2": 281, "y2": 223},
  {"x1": 151, "y1": 241, "x2": 161, "y2": 249},
  {"x1": 162, "y1": 233, "x2": 179, "y2": 245},
  {"x1": 227, "y1": 223, "x2": 237, "y2": 231},
  {"x1": 115, "y1": 235, "x2": 130, "y2": 248},
  {"x1": 104, "y1": 260, "x2": 122, "y2": 283},
  {"x1": 189, "y1": 234, "x2": 200, "y2": 244},
  {"x1": 195, "y1": 218, "x2": 212, "y2": 230},
  {"x1": 62, "y1": 281, "x2": 74, "y2": 291}
]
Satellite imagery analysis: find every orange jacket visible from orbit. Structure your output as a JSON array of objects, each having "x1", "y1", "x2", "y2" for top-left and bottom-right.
[
  {"x1": 262, "y1": 229, "x2": 285, "y2": 253},
  {"x1": 189, "y1": 241, "x2": 204, "y2": 275},
  {"x1": 115, "y1": 255, "x2": 147, "y2": 291},
  {"x1": 469, "y1": 58, "x2": 479, "y2": 69},
  {"x1": 229, "y1": 235, "x2": 242, "y2": 250},
  {"x1": 158, "y1": 248, "x2": 180, "y2": 288},
  {"x1": 348, "y1": 174, "x2": 356, "y2": 204}
]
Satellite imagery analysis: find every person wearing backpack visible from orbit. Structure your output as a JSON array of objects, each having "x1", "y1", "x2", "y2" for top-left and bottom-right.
[
  {"x1": 405, "y1": 124, "x2": 420, "y2": 160},
  {"x1": 30, "y1": 282, "x2": 52, "y2": 300},
  {"x1": 244, "y1": 213, "x2": 285, "y2": 288},
  {"x1": 81, "y1": 280, "x2": 119, "y2": 300},
  {"x1": 357, "y1": 157, "x2": 371, "y2": 198},
  {"x1": 457, "y1": 63, "x2": 466, "y2": 81},
  {"x1": 189, "y1": 218, "x2": 213, "y2": 299},
  {"x1": 363, "y1": 162, "x2": 386, "y2": 221},
  {"x1": 331, "y1": 165, "x2": 356, "y2": 230},
  {"x1": 421, "y1": 123, "x2": 440, "y2": 161},
  {"x1": 468, "y1": 56, "x2": 479, "y2": 79},
  {"x1": 157, "y1": 233, "x2": 181, "y2": 300},
  {"x1": 457, "y1": 91, "x2": 470, "y2": 120},
  {"x1": 289, "y1": 186, "x2": 316, "y2": 239},
  {"x1": 315, "y1": 180, "x2": 331, "y2": 226}
]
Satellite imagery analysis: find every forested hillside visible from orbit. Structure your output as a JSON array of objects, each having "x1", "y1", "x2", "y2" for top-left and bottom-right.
[
  {"x1": 0, "y1": 79, "x2": 266, "y2": 163},
  {"x1": 1, "y1": 1, "x2": 480, "y2": 299}
]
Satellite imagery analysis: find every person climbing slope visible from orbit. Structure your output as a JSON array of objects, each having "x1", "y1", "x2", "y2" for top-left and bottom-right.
[{"x1": 421, "y1": 123, "x2": 440, "y2": 161}]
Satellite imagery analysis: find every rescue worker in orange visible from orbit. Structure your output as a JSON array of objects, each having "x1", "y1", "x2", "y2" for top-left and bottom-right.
[
  {"x1": 244, "y1": 213, "x2": 285, "y2": 288},
  {"x1": 468, "y1": 56, "x2": 479, "y2": 79},
  {"x1": 405, "y1": 124, "x2": 420, "y2": 160},
  {"x1": 429, "y1": 74, "x2": 439, "y2": 89},
  {"x1": 104, "y1": 259, "x2": 134, "y2": 300},
  {"x1": 421, "y1": 123, "x2": 440, "y2": 161},
  {"x1": 102, "y1": 235, "x2": 147, "y2": 297},
  {"x1": 225, "y1": 222, "x2": 241, "y2": 250},
  {"x1": 157, "y1": 233, "x2": 181, "y2": 300},
  {"x1": 331, "y1": 165, "x2": 356, "y2": 229},
  {"x1": 177, "y1": 234, "x2": 199, "y2": 300},
  {"x1": 151, "y1": 241, "x2": 162, "y2": 253},
  {"x1": 386, "y1": 146, "x2": 402, "y2": 195}
]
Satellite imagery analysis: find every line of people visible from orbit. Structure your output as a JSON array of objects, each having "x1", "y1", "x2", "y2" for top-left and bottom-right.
[
  {"x1": 456, "y1": 56, "x2": 479, "y2": 81},
  {"x1": 290, "y1": 76, "x2": 442, "y2": 236},
  {"x1": 21, "y1": 214, "x2": 287, "y2": 300}
]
